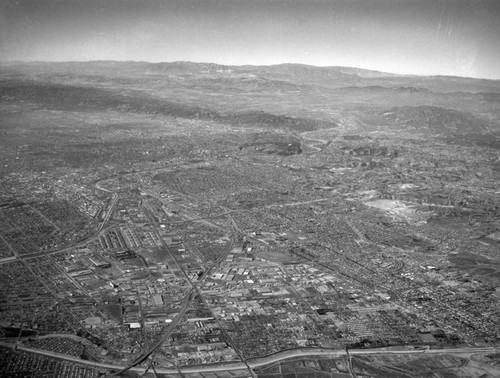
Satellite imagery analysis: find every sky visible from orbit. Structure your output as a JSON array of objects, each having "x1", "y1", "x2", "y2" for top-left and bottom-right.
[{"x1": 1, "y1": 0, "x2": 500, "y2": 79}]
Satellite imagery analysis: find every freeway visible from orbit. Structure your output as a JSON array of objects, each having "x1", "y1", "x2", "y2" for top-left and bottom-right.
[
  {"x1": 109, "y1": 193, "x2": 238, "y2": 376},
  {"x1": 1, "y1": 341, "x2": 497, "y2": 376},
  {"x1": 108, "y1": 291, "x2": 196, "y2": 376},
  {"x1": 97, "y1": 193, "x2": 119, "y2": 233},
  {"x1": 109, "y1": 234, "x2": 237, "y2": 374}
]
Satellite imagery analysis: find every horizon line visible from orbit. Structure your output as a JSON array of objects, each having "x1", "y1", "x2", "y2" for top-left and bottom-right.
[{"x1": 1, "y1": 59, "x2": 499, "y2": 82}]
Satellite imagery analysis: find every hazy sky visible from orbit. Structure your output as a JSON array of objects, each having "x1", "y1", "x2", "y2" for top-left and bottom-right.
[{"x1": 1, "y1": 0, "x2": 499, "y2": 79}]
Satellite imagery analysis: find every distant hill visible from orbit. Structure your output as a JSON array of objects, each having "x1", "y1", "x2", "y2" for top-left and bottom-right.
[
  {"x1": 1, "y1": 60, "x2": 499, "y2": 134},
  {"x1": 383, "y1": 105, "x2": 492, "y2": 135},
  {"x1": 0, "y1": 78, "x2": 336, "y2": 133},
  {"x1": 3, "y1": 60, "x2": 499, "y2": 90}
]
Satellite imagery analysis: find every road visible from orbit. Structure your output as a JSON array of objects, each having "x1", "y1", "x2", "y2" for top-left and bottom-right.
[
  {"x1": 300, "y1": 128, "x2": 334, "y2": 153},
  {"x1": 108, "y1": 234, "x2": 237, "y2": 376},
  {"x1": 109, "y1": 186, "x2": 238, "y2": 376},
  {"x1": 346, "y1": 348, "x2": 357, "y2": 378},
  {"x1": 1, "y1": 341, "x2": 497, "y2": 376},
  {"x1": 97, "y1": 193, "x2": 119, "y2": 233},
  {"x1": 109, "y1": 292, "x2": 195, "y2": 376},
  {"x1": 3, "y1": 164, "x2": 497, "y2": 375}
]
